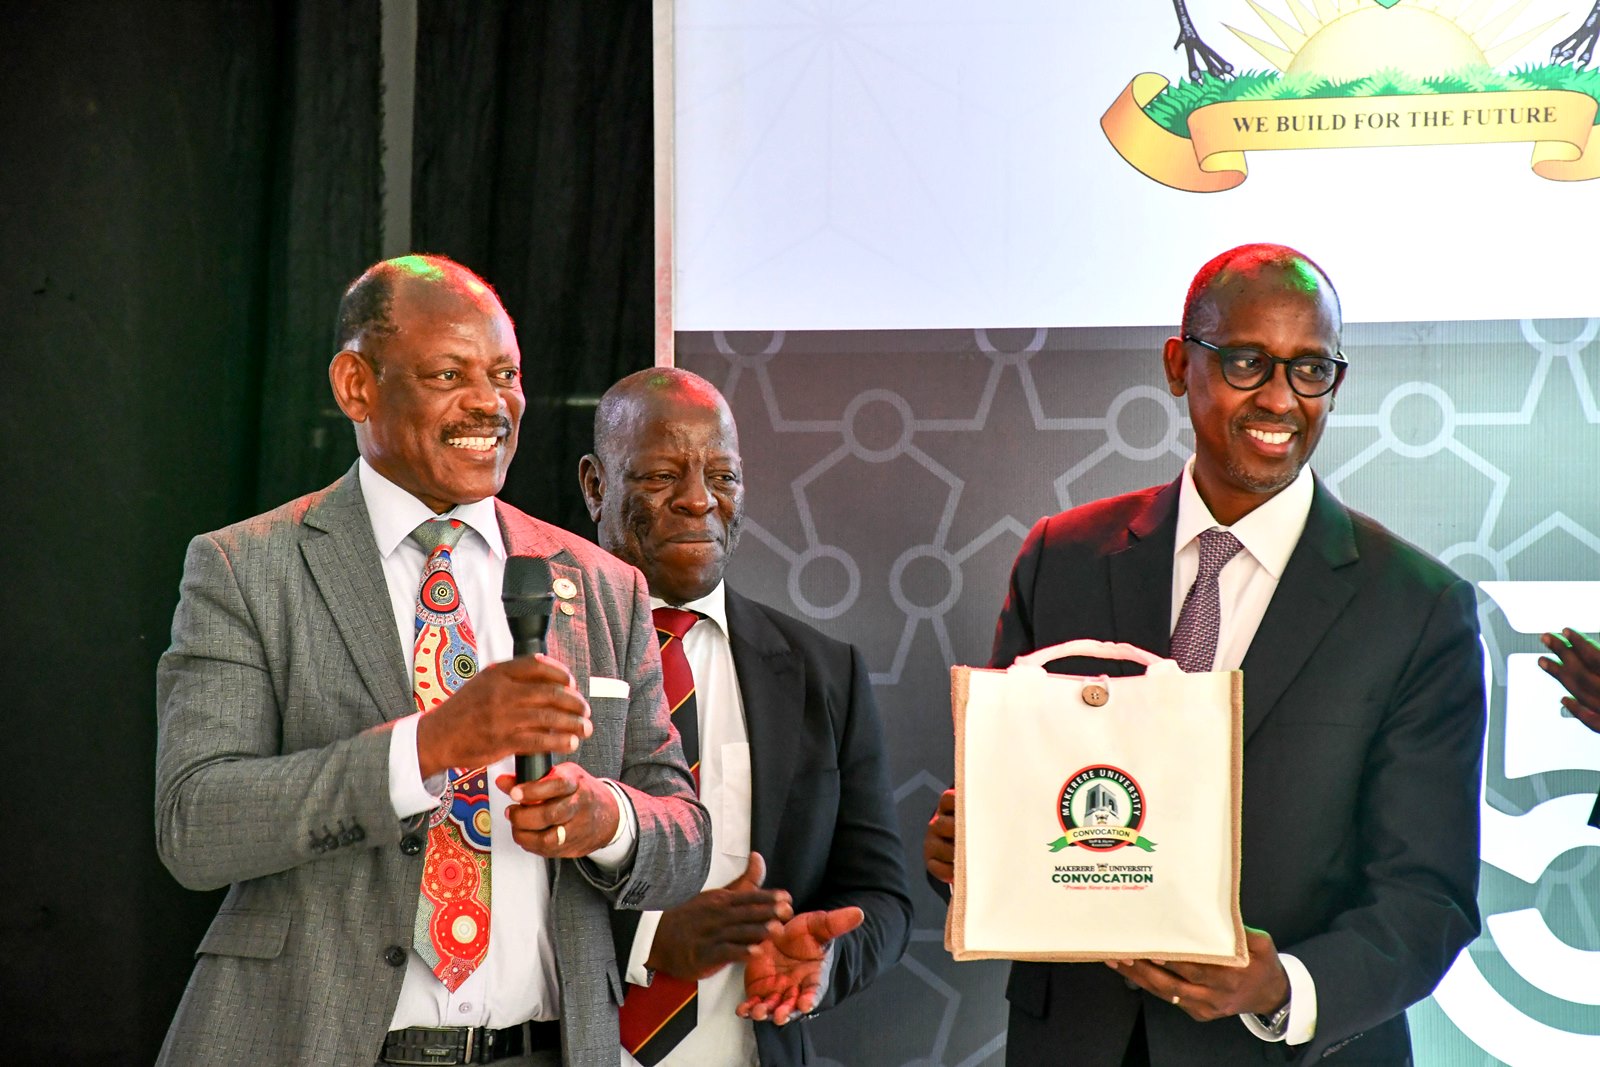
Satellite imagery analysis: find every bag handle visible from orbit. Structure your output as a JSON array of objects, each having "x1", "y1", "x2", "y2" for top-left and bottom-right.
[{"x1": 1010, "y1": 639, "x2": 1176, "y2": 673}]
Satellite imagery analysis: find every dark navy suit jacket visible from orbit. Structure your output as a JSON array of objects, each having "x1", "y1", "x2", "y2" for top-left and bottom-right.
[
  {"x1": 614, "y1": 589, "x2": 912, "y2": 1066},
  {"x1": 992, "y1": 477, "x2": 1484, "y2": 1067}
]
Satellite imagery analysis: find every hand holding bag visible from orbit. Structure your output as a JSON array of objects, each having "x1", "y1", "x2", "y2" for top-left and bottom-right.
[{"x1": 946, "y1": 639, "x2": 1246, "y2": 965}]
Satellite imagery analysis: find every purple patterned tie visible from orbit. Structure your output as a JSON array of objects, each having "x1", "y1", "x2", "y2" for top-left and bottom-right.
[{"x1": 1170, "y1": 528, "x2": 1244, "y2": 673}]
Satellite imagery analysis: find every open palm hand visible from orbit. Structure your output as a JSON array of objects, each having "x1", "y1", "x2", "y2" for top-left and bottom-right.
[{"x1": 737, "y1": 906, "x2": 864, "y2": 1026}]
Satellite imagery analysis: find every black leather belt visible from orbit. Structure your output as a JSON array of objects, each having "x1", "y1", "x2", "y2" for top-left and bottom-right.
[{"x1": 380, "y1": 1021, "x2": 560, "y2": 1065}]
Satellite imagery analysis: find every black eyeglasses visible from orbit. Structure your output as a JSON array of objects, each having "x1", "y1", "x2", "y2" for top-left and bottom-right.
[{"x1": 1183, "y1": 335, "x2": 1348, "y2": 398}]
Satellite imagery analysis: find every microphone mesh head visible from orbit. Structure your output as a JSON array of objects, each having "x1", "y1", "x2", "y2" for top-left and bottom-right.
[
  {"x1": 503, "y1": 556, "x2": 554, "y2": 615},
  {"x1": 503, "y1": 556, "x2": 556, "y2": 654}
]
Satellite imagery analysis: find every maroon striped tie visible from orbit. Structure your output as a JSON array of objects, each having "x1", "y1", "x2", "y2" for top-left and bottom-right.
[{"x1": 618, "y1": 607, "x2": 702, "y2": 1062}]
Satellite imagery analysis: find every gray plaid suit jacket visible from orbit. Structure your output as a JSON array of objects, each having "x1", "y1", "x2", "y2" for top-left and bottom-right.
[{"x1": 154, "y1": 465, "x2": 710, "y2": 1066}]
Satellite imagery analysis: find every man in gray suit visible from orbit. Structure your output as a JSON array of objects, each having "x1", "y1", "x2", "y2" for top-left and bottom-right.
[{"x1": 155, "y1": 254, "x2": 709, "y2": 1067}]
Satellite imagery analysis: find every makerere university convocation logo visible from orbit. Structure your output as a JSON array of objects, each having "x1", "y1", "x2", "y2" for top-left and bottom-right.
[
  {"x1": 1050, "y1": 766, "x2": 1157, "y2": 855},
  {"x1": 1102, "y1": 0, "x2": 1600, "y2": 190}
]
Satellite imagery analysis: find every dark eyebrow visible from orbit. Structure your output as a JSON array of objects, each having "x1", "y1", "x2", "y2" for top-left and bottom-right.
[
  {"x1": 417, "y1": 352, "x2": 519, "y2": 367},
  {"x1": 626, "y1": 453, "x2": 683, "y2": 469}
]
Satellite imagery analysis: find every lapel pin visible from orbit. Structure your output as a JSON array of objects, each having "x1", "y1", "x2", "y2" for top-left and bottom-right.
[{"x1": 552, "y1": 577, "x2": 577, "y2": 600}]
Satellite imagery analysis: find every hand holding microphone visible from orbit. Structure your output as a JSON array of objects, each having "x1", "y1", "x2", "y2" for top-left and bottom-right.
[
  {"x1": 502, "y1": 556, "x2": 559, "y2": 784},
  {"x1": 414, "y1": 556, "x2": 587, "y2": 783},
  {"x1": 497, "y1": 557, "x2": 622, "y2": 858},
  {"x1": 415, "y1": 557, "x2": 617, "y2": 856}
]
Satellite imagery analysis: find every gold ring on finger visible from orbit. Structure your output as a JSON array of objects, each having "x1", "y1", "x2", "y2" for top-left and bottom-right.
[
  {"x1": 555, "y1": 824, "x2": 567, "y2": 847},
  {"x1": 1171, "y1": 994, "x2": 1180, "y2": 1006}
]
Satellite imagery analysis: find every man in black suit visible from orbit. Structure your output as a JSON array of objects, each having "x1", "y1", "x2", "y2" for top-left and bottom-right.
[
  {"x1": 925, "y1": 243, "x2": 1485, "y2": 1065},
  {"x1": 1541, "y1": 627, "x2": 1600, "y2": 826},
  {"x1": 581, "y1": 367, "x2": 912, "y2": 1066}
]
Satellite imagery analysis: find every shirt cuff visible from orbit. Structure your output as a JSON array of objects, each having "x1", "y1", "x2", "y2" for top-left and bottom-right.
[
  {"x1": 586, "y1": 778, "x2": 639, "y2": 870},
  {"x1": 810, "y1": 938, "x2": 838, "y2": 1012},
  {"x1": 1238, "y1": 951, "x2": 1317, "y2": 1046},
  {"x1": 625, "y1": 909, "x2": 665, "y2": 986},
  {"x1": 388, "y1": 712, "x2": 446, "y2": 819}
]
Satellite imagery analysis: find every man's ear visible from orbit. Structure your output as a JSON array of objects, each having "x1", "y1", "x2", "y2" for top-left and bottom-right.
[
  {"x1": 329, "y1": 350, "x2": 377, "y2": 422},
  {"x1": 1161, "y1": 336, "x2": 1189, "y2": 397},
  {"x1": 577, "y1": 454, "x2": 605, "y2": 523}
]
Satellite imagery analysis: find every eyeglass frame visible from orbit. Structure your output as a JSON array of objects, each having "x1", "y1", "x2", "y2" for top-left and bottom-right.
[{"x1": 1182, "y1": 335, "x2": 1349, "y2": 398}]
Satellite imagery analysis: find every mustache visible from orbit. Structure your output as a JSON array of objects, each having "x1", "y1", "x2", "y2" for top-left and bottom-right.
[
  {"x1": 1231, "y1": 410, "x2": 1302, "y2": 433},
  {"x1": 441, "y1": 416, "x2": 513, "y2": 439}
]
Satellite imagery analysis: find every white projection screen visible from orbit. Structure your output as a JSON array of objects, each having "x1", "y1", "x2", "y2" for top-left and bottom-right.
[
  {"x1": 665, "y1": 3, "x2": 1600, "y2": 1065},
  {"x1": 673, "y1": 0, "x2": 1596, "y2": 331}
]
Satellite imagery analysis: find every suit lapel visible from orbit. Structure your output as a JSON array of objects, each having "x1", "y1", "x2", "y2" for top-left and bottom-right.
[
  {"x1": 301, "y1": 468, "x2": 412, "y2": 723},
  {"x1": 1238, "y1": 478, "x2": 1359, "y2": 743},
  {"x1": 1109, "y1": 480, "x2": 1181, "y2": 659},
  {"x1": 495, "y1": 498, "x2": 564, "y2": 559},
  {"x1": 726, "y1": 590, "x2": 802, "y2": 861}
]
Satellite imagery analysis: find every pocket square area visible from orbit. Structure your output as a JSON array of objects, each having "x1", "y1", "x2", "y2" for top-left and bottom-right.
[{"x1": 588, "y1": 676, "x2": 630, "y2": 699}]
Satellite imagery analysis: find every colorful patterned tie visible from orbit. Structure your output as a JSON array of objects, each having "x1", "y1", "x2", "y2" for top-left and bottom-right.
[
  {"x1": 618, "y1": 607, "x2": 703, "y2": 1063},
  {"x1": 409, "y1": 518, "x2": 493, "y2": 992},
  {"x1": 1169, "y1": 528, "x2": 1244, "y2": 673}
]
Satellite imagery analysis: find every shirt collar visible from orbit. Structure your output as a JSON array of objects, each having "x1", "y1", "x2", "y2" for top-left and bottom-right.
[
  {"x1": 649, "y1": 580, "x2": 729, "y2": 638},
  {"x1": 1174, "y1": 455, "x2": 1313, "y2": 579},
  {"x1": 357, "y1": 458, "x2": 506, "y2": 560}
]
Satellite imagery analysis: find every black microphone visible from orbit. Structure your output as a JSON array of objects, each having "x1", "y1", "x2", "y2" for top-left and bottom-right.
[{"x1": 503, "y1": 555, "x2": 557, "y2": 784}]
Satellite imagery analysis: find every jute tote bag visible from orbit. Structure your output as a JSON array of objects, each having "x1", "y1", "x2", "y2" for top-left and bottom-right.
[{"x1": 946, "y1": 639, "x2": 1246, "y2": 965}]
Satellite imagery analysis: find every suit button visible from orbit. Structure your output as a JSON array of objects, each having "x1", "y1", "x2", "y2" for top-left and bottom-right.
[
  {"x1": 384, "y1": 945, "x2": 407, "y2": 967},
  {"x1": 400, "y1": 834, "x2": 423, "y2": 855}
]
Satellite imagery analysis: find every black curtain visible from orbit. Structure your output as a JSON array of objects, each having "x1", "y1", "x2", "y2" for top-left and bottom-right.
[
  {"x1": 252, "y1": 2, "x2": 387, "y2": 512},
  {"x1": 412, "y1": 0, "x2": 656, "y2": 534},
  {"x1": 2, "y1": 1, "x2": 361, "y2": 1059},
  {"x1": 3, "y1": 2, "x2": 653, "y2": 1059}
]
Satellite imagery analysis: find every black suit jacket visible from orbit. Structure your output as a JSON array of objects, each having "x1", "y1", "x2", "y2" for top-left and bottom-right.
[
  {"x1": 615, "y1": 589, "x2": 912, "y2": 1066},
  {"x1": 992, "y1": 478, "x2": 1484, "y2": 1067}
]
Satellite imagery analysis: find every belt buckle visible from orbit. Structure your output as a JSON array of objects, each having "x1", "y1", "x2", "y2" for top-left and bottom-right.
[{"x1": 383, "y1": 1026, "x2": 469, "y2": 1066}]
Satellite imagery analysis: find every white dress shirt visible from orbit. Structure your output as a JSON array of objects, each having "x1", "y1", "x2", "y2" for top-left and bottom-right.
[
  {"x1": 622, "y1": 581, "x2": 761, "y2": 1067},
  {"x1": 1171, "y1": 456, "x2": 1318, "y2": 1047},
  {"x1": 358, "y1": 460, "x2": 637, "y2": 1030}
]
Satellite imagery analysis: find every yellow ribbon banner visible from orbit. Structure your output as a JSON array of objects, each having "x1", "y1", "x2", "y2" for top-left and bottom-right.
[{"x1": 1102, "y1": 72, "x2": 1600, "y2": 191}]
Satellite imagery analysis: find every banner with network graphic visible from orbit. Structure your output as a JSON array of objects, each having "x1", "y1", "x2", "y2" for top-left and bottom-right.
[
  {"x1": 670, "y1": 4, "x2": 1600, "y2": 1066},
  {"x1": 674, "y1": 323, "x2": 1600, "y2": 1067}
]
